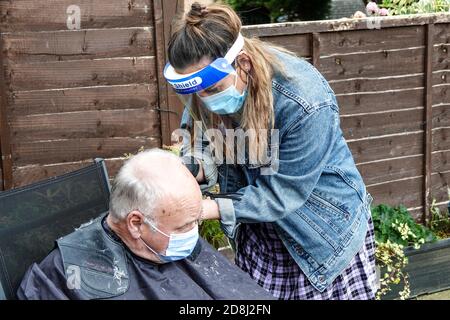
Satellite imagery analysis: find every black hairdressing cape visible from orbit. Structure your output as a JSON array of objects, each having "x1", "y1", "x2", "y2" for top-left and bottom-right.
[{"x1": 16, "y1": 215, "x2": 273, "y2": 300}]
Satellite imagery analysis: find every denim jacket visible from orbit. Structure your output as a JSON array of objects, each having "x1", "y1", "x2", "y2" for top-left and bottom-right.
[{"x1": 180, "y1": 49, "x2": 373, "y2": 292}]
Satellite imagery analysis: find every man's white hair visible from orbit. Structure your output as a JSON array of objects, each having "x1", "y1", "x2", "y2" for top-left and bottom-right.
[{"x1": 109, "y1": 148, "x2": 182, "y2": 222}]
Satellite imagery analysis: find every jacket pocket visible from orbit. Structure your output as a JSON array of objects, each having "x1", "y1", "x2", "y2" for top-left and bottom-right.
[{"x1": 305, "y1": 192, "x2": 352, "y2": 236}]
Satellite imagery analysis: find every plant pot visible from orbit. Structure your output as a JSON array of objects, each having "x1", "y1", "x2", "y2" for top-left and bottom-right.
[{"x1": 381, "y1": 237, "x2": 450, "y2": 299}]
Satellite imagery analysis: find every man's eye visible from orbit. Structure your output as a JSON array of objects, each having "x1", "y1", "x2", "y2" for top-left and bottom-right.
[
  {"x1": 178, "y1": 221, "x2": 196, "y2": 232},
  {"x1": 177, "y1": 225, "x2": 190, "y2": 232}
]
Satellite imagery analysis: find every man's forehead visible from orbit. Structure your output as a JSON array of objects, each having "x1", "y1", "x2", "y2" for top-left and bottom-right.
[{"x1": 154, "y1": 201, "x2": 200, "y2": 219}]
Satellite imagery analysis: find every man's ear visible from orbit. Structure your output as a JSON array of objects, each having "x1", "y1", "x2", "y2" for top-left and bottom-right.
[{"x1": 126, "y1": 210, "x2": 146, "y2": 239}]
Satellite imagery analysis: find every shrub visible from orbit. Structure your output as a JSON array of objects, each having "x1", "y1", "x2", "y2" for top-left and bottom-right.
[
  {"x1": 224, "y1": 0, "x2": 332, "y2": 24},
  {"x1": 429, "y1": 195, "x2": 450, "y2": 239},
  {"x1": 372, "y1": 204, "x2": 437, "y2": 247},
  {"x1": 371, "y1": 204, "x2": 437, "y2": 299},
  {"x1": 372, "y1": 0, "x2": 450, "y2": 15},
  {"x1": 199, "y1": 219, "x2": 229, "y2": 249}
]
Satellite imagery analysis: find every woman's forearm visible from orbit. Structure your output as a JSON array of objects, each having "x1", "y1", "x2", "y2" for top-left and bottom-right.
[{"x1": 201, "y1": 199, "x2": 220, "y2": 220}]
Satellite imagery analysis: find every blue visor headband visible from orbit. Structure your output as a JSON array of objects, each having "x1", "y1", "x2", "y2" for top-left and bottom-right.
[{"x1": 163, "y1": 33, "x2": 245, "y2": 95}]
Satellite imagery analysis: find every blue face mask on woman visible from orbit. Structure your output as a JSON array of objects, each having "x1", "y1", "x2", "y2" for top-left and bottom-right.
[
  {"x1": 197, "y1": 74, "x2": 247, "y2": 115},
  {"x1": 140, "y1": 218, "x2": 199, "y2": 263}
]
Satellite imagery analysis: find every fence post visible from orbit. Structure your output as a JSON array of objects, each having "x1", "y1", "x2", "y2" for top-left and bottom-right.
[
  {"x1": 423, "y1": 22, "x2": 434, "y2": 224},
  {"x1": 152, "y1": 0, "x2": 170, "y2": 146},
  {"x1": 152, "y1": 0, "x2": 185, "y2": 147},
  {"x1": 0, "y1": 32, "x2": 13, "y2": 190}
]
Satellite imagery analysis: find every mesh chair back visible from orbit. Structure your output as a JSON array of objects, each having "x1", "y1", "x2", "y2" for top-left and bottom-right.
[{"x1": 0, "y1": 159, "x2": 111, "y2": 299}]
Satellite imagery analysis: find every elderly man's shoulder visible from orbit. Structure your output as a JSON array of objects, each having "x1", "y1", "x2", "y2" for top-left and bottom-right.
[
  {"x1": 17, "y1": 216, "x2": 112, "y2": 300},
  {"x1": 17, "y1": 247, "x2": 74, "y2": 300}
]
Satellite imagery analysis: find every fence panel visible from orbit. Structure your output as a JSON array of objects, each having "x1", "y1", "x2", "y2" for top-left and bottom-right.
[{"x1": 0, "y1": 0, "x2": 167, "y2": 188}]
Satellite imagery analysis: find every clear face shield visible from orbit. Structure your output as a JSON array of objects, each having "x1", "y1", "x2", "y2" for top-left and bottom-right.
[{"x1": 163, "y1": 33, "x2": 245, "y2": 119}]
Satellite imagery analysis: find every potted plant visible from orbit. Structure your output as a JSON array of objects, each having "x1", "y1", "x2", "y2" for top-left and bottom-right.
[{"x1": 373, "y1": 199, "x2": 450, "y2": 300}]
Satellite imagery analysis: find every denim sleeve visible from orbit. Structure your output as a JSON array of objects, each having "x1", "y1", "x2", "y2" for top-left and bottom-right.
[
  {"x1": 179, "y1": 107, "x2": 218, "y2": 191},
  {"x1": 219, "y1": 105, "x2": 339, "y2": 238}
]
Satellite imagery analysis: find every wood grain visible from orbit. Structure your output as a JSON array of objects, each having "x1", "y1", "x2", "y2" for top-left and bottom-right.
[
  {"x1": 2, "y1": 27, "x2": 154, "y2": 63},
  {"x1": 0, "y1": 0, "x2": 153, "y2": 32},
  {"x1": 8, "y1": 83, "x2": 157, "y2": 116},
  {"x1": 7, "y1": 57, "x2": 155, "y2": 91}
]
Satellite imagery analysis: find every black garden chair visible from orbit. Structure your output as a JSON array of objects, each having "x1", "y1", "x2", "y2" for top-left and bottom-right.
[{"x1": 0, "y1": 159, "x2": 110, "y2": 300}]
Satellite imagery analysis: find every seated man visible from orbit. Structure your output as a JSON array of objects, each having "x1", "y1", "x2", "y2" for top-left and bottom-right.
[{"x1": 17, "y1": 149, "x2": 272, "y2": 300}]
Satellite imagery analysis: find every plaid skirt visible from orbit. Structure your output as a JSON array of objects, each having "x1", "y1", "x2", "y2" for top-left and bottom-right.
[{"x1": 235, "y1": 217, "x2": 378, "y2": 300}]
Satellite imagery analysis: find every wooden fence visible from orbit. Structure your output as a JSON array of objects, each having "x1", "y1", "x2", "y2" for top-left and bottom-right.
[
  {"x1": 0, "y1": 0, "x2": 181, "y2": 189},
  {"x1": 0, "y1": 2, "x2": 449, "y2": 222}
]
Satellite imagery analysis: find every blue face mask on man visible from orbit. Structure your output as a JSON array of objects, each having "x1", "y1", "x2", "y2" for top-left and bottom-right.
[
  {"x1": 140, "y1": 218, "x2": 199, "y2": 263},
  {"x1": 197, "y1": 73, "x2": 247, "y2": 115}
]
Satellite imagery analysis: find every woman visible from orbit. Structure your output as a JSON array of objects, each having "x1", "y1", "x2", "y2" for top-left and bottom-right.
[{"x1": 164, "y1": 2, "x2": 377, "y2": 300}]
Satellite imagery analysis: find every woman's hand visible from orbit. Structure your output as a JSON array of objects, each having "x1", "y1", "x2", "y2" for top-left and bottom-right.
[
  {"x1": 181, "y1": 156, "x2": 205, "y2": 183},
  {"x1": 195, "y1": 161, "x2": 205, "y2": 183}
]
